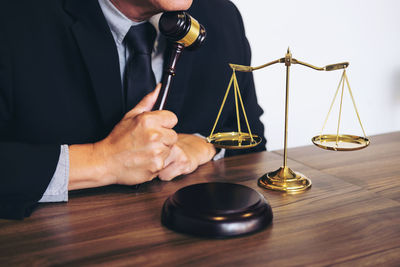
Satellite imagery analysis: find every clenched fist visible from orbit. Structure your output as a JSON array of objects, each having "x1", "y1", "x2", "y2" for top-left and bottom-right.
[{"x1": 68, "y1": 85, "x2": 178, "y2": 190}]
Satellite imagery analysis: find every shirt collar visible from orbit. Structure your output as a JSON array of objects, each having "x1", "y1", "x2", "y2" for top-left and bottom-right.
[{"x1": 98, "y1": 0, "x2": 161, "y2": 46}]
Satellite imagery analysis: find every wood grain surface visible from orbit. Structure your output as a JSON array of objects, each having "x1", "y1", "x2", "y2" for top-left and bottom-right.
[{"x1": 1, "y1": 133, "x2": 399, "y2": 266}]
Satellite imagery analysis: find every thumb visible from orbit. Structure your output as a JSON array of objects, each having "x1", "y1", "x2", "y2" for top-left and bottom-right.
[{"x1": 125, "y1": 83, "x2": 161, "y2": 118}]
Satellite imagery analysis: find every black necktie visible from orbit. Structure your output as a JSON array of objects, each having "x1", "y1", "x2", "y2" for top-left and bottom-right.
[{"x1": 123, "y1": 22, "x2": 157, "y2": 111}]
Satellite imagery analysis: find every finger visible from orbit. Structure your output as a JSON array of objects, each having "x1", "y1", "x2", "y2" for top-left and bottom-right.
[
  {"x1": 162, "y1": 145, "x2": 180, "y2": 168},
  {"x1": 158, "y1": 162, "x2": 182, "y2": 181},
  {"x1": 149, "y1": 110, "x2": 178, "y2": 129},
  {"x1": 159, "y1": 161, "x2": 195, "y2": 181},
  {"x1": 134, "y1": 110, "x2": 177, "y2": 130},
  {"x1": 158, "y1": 146, "x2": 183, "y2": 180},
  {"x1": 158, "y1": 128, "x2": 178, "y2": 147},
  {"x1": 125, "y1": 83, "x2": 161, "y2": 118},
  {"x1": 148, "y1": 155, "x2": 166, "y2": 174},
  {"x1": 159, "y1": 146, "x2": 197, "y2": 181}
]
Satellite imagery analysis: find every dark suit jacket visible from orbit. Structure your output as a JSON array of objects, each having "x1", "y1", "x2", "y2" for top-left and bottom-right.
[{"x1": 0, "y1": 0, "x2": 266, "y2": 219}]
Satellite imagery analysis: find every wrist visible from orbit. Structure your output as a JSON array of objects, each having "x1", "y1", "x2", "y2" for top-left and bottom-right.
[
  {"x1": 68, "y1": 142, "x2": 114, "y2": 190},
  {"x1": 92, "y1": 140, "x2": 118, "y2": 185}
]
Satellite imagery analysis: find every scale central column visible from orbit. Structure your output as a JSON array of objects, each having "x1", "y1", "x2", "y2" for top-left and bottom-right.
[
  {"x1": 283, "y1": 51, "x2": 291, "y2": 168},
  {"x1": 258, "y1": 48, "x2": 312, "y2": 193}
]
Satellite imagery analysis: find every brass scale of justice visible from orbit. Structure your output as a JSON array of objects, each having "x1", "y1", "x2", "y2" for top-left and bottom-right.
[{"x1": 206, "y1": 48, "x2": 370, "y2": 193}]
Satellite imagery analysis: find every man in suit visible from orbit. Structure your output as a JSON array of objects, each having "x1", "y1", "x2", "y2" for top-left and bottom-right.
[{"x1": 0, "y1": 0, "x2": 266, "y2": 219}]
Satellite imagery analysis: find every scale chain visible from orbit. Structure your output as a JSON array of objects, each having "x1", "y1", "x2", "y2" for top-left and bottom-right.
[
  {"x1": 233, "y1": 72, "x2": 255, "y2": 142},
  {"x1": 233, "y1": 71, "x2": 242, "y2": 134},
  {"x1": 209, "y1": 73, "x2": 234, "y2": 138},
  {"x1": 344, "y1": 72, "x2": 368, "y2": 138},
  {"x1": 336, "y1": 69, "x2": 347, "y2": 146},
  {"x1": 320, "y1": 70, "x2": 345, "y2": 140}
]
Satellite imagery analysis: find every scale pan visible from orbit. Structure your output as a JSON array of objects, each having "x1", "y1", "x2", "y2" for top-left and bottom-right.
[
  {"x1": 312, "y1": 134, "x2": 370, "y2": 151},
  {"x1": 207, "y1": 132, "x2": 262, "y2": 149}
]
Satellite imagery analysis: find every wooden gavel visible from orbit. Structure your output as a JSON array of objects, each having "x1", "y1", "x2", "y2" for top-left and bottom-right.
[{"x1": 152, "y1": 11, "x2": 206, "y2": 111}]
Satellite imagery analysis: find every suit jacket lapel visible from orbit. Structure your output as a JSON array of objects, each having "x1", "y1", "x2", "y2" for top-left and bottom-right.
[{"x1": 64, "y1": 0, "x2": 123, "y2": 128}]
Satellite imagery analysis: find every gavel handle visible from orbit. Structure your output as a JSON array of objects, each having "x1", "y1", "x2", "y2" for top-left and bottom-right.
[{"x1": 152, "y1": 43, "x2": 184, "y2": 110}]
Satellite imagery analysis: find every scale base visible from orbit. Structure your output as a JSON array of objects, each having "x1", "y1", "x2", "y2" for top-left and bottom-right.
[{"x1": 258, "y1": 167, "x2": 312, "y2": 193}]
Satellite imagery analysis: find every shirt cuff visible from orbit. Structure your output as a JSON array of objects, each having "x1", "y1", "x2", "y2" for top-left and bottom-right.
[
  {"x1": 212, "y1": 148, "x2": 226, "y2": 161},
  {"x1": 38, "y1": 145, "x2": 69, "y2": 203}
]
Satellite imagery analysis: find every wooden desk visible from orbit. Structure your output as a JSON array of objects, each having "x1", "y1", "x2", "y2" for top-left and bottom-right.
[{"x1": 1, "y1": 132, "x2": 399, "y2": 266}]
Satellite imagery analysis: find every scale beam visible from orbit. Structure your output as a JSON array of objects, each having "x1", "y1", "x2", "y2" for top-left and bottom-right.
[
  {"x1": 292, "y1": 59, "x2": 349, "y2": 72},
  {"x1": 229, "y1": 58, "x2": 284, "y2": 72},
  {"x1": 229, "y1": 57, "x2": 349, "y2": 73}
]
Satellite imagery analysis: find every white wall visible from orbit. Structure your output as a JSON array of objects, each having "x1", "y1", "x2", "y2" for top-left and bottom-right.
[{"x1": 230, "y1": 0, "x2": 400, "y2": 151}]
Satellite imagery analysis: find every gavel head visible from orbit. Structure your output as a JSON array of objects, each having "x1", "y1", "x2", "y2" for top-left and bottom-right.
[{"x1": 159, "y1": 11, "x2": 206, "y2": 50}]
